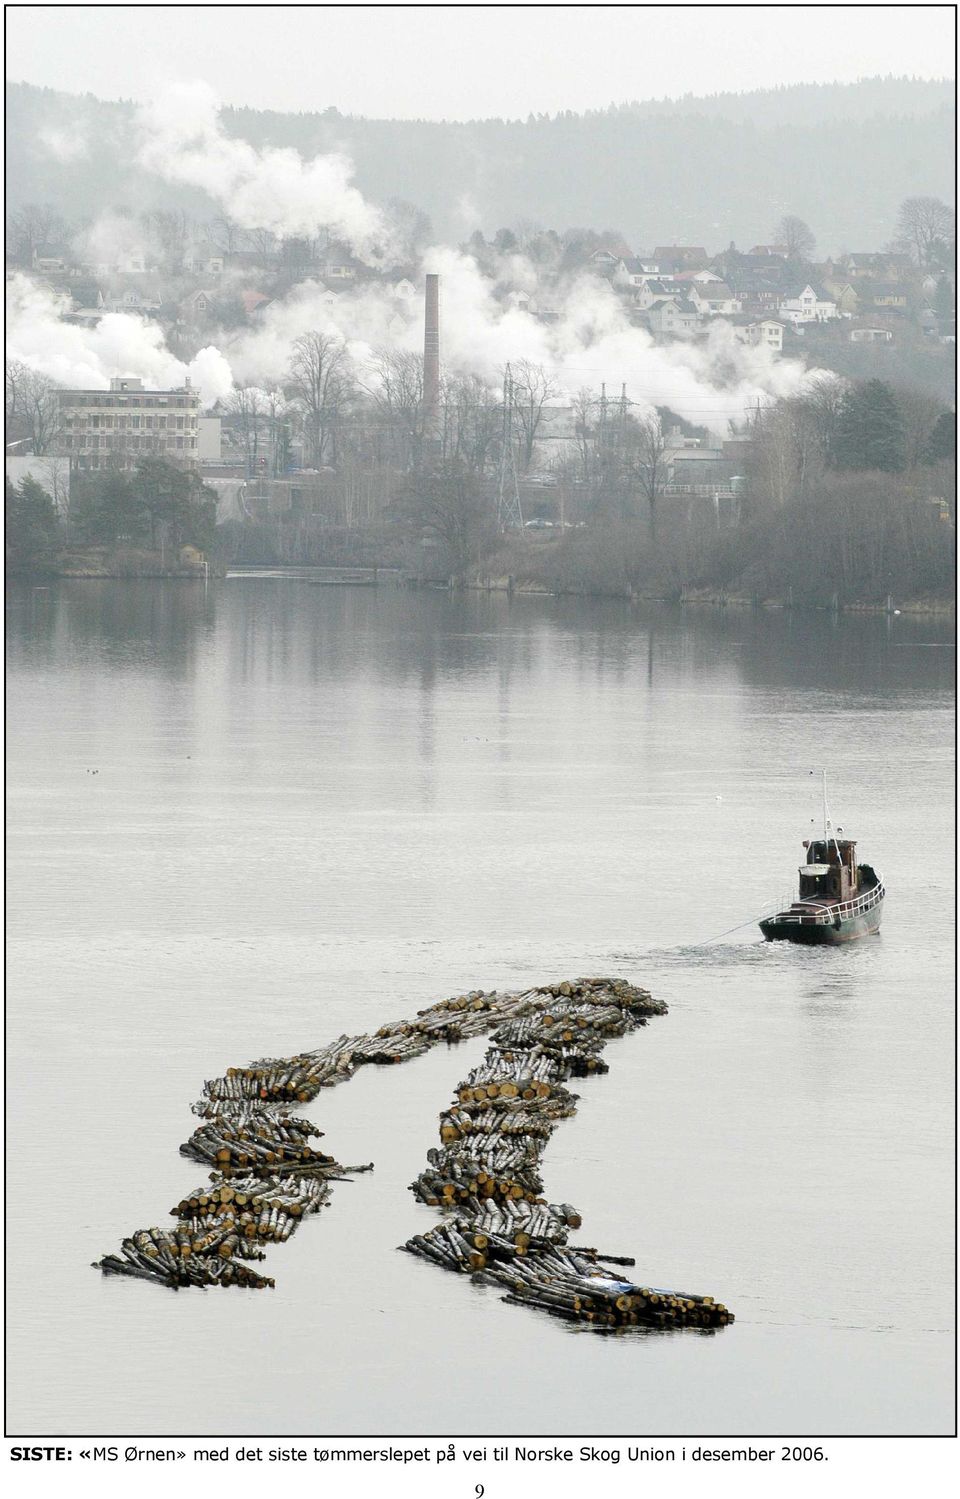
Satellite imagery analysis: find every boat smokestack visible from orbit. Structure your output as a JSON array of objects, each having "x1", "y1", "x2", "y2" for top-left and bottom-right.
[{"x1": 423, "y1": 272, "x2": 441, "y2": 456}]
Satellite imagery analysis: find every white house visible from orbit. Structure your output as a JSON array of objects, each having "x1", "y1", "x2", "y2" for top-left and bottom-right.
[
  {"x1": 778, "y1": 284, "x2": 838, "y2": 325},
  {"x1": 104, "y1": 286, "x2": 163, "y2": 315},
  {"x1": 635, "y1": 278, "x2": 678, "y2": 311},
  {"x1": 187, "y1": 246, "x2": 225, "y2": 277},
  {"x1": 615, "y1": 257, "x2": 653, "y2": 288},
  {"x1": 738, "y1": 319, "x2": 785, "y2": 353},
  {"x1": 848, "y1": 327, "x2": 894, "y2": 344},
  {"x1": 689, "y1": 281, "x2": 741, "y2": 317}
]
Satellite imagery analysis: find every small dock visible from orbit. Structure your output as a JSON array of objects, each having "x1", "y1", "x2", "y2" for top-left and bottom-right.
[{"x1": 225, "y1": 564, "x2": 401, "y2": 585}]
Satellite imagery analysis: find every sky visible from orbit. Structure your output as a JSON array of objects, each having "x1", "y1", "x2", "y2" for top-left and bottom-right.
[{"x1": 5, "y1": 3, "x2": 955, "y2": 119}]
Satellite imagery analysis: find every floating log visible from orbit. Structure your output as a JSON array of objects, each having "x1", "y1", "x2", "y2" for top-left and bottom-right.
[
  {"x1": 400, "y1": 977, "x2": 733, "y2": 1333},
  {"x1": 95, "y1": 976, "x2": 729, "y2": 1331}
]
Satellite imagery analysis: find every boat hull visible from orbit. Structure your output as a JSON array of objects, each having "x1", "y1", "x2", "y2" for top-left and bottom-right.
[{"x1": 760, "y1": 898, "x2": 883, "y2": 945}]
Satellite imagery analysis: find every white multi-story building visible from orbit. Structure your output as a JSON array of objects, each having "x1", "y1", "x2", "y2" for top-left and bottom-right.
[{"x1": 57, "y1": 376, "x2": 200, "y2": 472}]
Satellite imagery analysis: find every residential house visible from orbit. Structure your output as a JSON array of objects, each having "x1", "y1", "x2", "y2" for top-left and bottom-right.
[
  {"x1": 728, "y1": 271, "x2": 786, "y2": 318},
  {"x1": 180, "y1": 289, "x2": 217, "y2": 323},
  {"x1": 63, "y1": 282, "x2": 105, "y2": 327},
  {"x1": 103, "y1": 284, "x2": 163, "y2": 315},
  {"x1": 777, "y1": 284, "x2": 837, "y2": 325},
  {"x1": 115, "y1": 249, "x2": 154, "y2": 275},
  {"x1": 240, "y1": 288, "x2": 273, "y2": 319},
  {"x1": 689, "y1": 281, "x2": 741, "y2": 317},
  {"x1": 821, "y1": 279, "x2": 860, "y2": 316},
  {"x1": 319, "y1": 257, "x2": 357, "y2": 282},
  {"x1": 737, "y1": 319, "x2": 785, "y2": 354},
  {"x1": 848, "y1": 327, "x2": 894, "y2": 344},
  {"x1": 634, "y1": 278, "x2": 678, "y2": 311},
  {"x1": 869, "y1": 284, "x2": 909, "y2": 313},
  {"x1": 841, "y1": 252, "x2": 913, "y2": 282},
  {"x1": 653, "y1": 246, "x2": 708, "y2": 273},
  {"x1": 186, "y1": 243, "x2": 225, "y2": 277},
  {"x1": 615, "y1": 257, "x2": 649, "y2": 288},
  {"x1": 507, "y1": 289, "x2": 537, "y2": 314},
  {"x1": 748, "y1": 244, "x2": 788, "y2": 258},
  {"x1": 645, "y1": 298, "x2": 699, "y2": 337},
  {"x1": 32, "y1": 245, "x2": 70, "y2": 275}
]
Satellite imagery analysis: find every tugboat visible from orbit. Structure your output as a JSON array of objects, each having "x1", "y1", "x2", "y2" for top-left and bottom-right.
[{"x1": 760, "y1": 774, "x2": 884, "y2": 945}]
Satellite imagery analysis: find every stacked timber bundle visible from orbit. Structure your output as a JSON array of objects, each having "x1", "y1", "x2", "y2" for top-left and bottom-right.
[
  {"x1": 401, "y1": 977, "x2": 734, "y2": 1333},
  {"x1": 95, "y1": 973, "x2": 731, "y2": 1330},
  {"x1": 97, "y1": 984, "x2": 553, "y2": 1290}
]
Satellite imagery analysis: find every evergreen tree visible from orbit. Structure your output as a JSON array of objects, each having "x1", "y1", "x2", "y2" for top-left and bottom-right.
[
  {"x1": 924, "y1": 410, "x2": 956, "y2": 465},
  {"x1": 5, "y1": 473, "x2": 61, "y2": 572},
  {"x1": 831, "y1": 380, "x2": 906, "y2": 472}
]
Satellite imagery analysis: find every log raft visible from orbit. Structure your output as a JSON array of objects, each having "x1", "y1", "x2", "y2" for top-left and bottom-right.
[
  {"x1": 95, "y1": 977, "x2": 733, "y2": 1331},
  {"x1": 400, "y1": 977, "x2": 734, "y2": 1332}
]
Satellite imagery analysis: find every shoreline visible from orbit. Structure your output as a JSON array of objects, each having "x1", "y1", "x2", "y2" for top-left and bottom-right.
[{"x1": 8, "y1": 566, "x2": 954, "y2": 616}]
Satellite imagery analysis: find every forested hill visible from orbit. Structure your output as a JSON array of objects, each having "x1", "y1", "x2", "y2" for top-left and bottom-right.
[{"x1": 6, "y1": 76, "x2": 955, "y2": 250}]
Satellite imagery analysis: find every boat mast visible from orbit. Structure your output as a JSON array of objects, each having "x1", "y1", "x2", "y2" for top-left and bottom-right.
[{"x1": 822, "y1": 769, "x2": 829, "y2": 844}]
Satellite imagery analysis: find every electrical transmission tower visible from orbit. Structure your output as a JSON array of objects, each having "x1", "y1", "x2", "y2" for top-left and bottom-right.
[{"x1": 496, "y1": 364, "x2": 523, "y2": 530}]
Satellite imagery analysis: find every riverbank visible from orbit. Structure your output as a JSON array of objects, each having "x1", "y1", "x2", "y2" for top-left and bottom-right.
[
  {"x1": 7, "y1": 544, "x2": 213, "y2": 579},
  {"x1": 460, "y1": 572, "x2": 955, "y2": 616}
]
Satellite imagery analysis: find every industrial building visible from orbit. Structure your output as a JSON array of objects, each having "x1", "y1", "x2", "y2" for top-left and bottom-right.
[{"x1": 56, "y1": 376, "x2": 201, "y2": 471}]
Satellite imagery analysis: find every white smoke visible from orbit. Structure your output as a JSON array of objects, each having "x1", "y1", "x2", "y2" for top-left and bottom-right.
[
  {"x1": 10, "y1": 81, "x2": 822, "y2": 432},
  {"x1": 5, "y1": 274, "x2": 232, "y2": 405},
  {"x1": 72, "y1": 211, "x2": 158, "y2": 273},
  {"x1": 38, "y1": 125, "x2": 88, "y2": 163},
  {"x1": 224, "y1": 246, "x2": 811, "y2": 432},
  {"x1": 136, "y1": 80, "x2": 395, "y2": 264}
]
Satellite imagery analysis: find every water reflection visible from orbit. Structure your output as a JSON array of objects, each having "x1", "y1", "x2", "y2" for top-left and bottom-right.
[{"x1": 5, "y1": 577, "x2": 954, "y2": 1435}]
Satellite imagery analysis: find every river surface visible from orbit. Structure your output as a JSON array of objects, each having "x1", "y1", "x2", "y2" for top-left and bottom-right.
[{"x1": 6, "y1": 580, "x2": 955, "y2": 1436}]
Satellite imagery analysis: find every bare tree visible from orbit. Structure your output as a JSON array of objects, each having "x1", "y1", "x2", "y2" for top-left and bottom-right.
[
  {"x1": 509, "y1": 359, "x2": 560, "y2": 471},
  {"x1": 211, "y1": 215, "x2": 245, "y2": 256},
  {"x1": 392, "y1": 459, "x2": 494, "y2": 579},
  {"x1": 288, "y1": 333, "x2": 353, "y2": 467},
  {"x1": 13, "y1": 368, "x2": 62, "y2": 454},
  {"x1": 249, "y1": 228, "x2": 278, "y2": 271},
  {"x1": 441, "y1": 374, "x2": 500, "y2": 474},
  {"x1": 365, "y1": 349, "x2": 425, "y2": 468},
  {"x1": 227, "y1": 386, "x2": 269, "y2": 474},
  {"x1": 626, "y1": 412, "x2": 668, "y2": 537},
  {"x1": 143, "y1": 209, "x2": 190, "y2": 273},
  {"x1": 6, "y1": 360, "x2": 27, "y2": 427},
  {"x1": 774, "y1": 215, "x2": 816, "y2": 262},
  {"x1": 896, "y1": 196, "x2": 956, "y2": 267},
  {"x1": 571, "y1": 387, "x2": 597, "y2": 482}
]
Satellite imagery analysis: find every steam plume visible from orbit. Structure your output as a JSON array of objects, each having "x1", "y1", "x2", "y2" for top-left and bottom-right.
[{"x1": 137, "y1": 81, "x2": 394, "y2": 263}]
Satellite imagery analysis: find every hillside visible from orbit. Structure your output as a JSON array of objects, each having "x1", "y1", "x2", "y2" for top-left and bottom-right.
[{"x1": 5, "y1": 76, "x2": 956, "y2": 250}]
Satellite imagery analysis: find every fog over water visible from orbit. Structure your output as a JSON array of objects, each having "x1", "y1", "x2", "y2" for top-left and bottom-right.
[{"x1": 6, "y1": 582, "x2": 954, "y2": 1435}]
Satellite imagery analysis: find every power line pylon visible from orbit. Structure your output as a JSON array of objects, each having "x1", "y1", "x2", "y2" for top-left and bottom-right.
[{"x1": 497, "y1": 364, "x2": 523, "y2": 530}]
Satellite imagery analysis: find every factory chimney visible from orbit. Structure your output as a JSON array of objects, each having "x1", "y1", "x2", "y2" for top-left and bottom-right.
[{"x1": 423, "y1": 272, "x2": 441, "y2": 458}]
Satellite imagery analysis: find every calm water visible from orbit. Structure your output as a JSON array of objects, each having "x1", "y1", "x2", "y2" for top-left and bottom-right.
[{"x1": 6, "y1": 581, "x2": 955, "y2": 1436}]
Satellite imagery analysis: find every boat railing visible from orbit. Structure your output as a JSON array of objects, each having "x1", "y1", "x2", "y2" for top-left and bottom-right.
[{"x1": 770, "y1": 876, "x2": 885, "y2": 926}]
